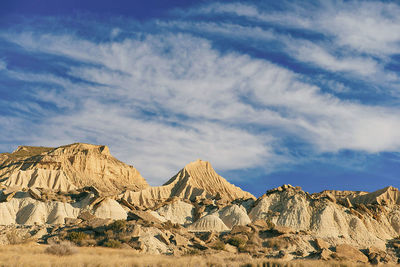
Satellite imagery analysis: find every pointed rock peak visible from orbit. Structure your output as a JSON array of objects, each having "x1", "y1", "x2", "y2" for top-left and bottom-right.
[
  {"x1": 183, "y1": 159, "x2": 212, "y2": 173},
  {"x1": 164, "y1": 159, "x2": 255, "y2": 201}
]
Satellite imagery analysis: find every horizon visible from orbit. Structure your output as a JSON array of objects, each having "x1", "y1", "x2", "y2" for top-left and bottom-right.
[
  {"x1": 1, "y1": 0, "x2": 400, "y2": 197},
  {"x1": 1, "y1": 142, "x2": 396, "y2": 197}
]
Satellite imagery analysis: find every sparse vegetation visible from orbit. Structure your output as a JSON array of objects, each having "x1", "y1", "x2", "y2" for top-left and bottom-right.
[
  {"x1": 227, "y1": 236, "x2": 246, "y2": 249},
  {"x1": 45, "y1": 241, "x2": 78, "y2": 256},
  {"x1": 264, "y1": 237, "x2": 289, "y2": 250},
  {"x1": 66, "y1": 231, "x2": 90, "y2": 246},
  {"x1": 211, "y1": 240, "x2": 225, "y2": 250},
  {"x1": 184, "y1": 248, "x2": 200, "y2": 255},
  {"x1": 108, "y1": 220, "x2": 127, "y2": 232},
  {"x1": 103, "y1": 239, "x2": 122, "y2": 248}
]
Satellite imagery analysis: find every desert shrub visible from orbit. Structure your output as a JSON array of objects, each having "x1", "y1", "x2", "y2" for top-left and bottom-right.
[
  {"x1": 104, "y1": 230, "x2": 115, "y2": 239},
  {"x1": 6, "y1": 229, "x2": 30, "y2": 245},
  {"x1": 263, "y1": 238, "x2": 288, "y2": 250},
  {"x1": 45, "y1": 241, "x2": 78, "y2": 256},
  {"x1": 228, "y1": 237, "x2": 246, "y2": 249},
  {"x1": 66, "y1": 231, "x2": 90, "y2": 246},
  {"x1": 211, "y1": 240, "x2": 225, "y2": 250},
  {"x1": 103, "y1": 239, "x2": 122, "y2": 248},
  {"x1": 184, "y1": 249, "x2": 200, "y2": 255},
  {"x1": 108, "y1": 220, "x2": 127, "y2": 232}
]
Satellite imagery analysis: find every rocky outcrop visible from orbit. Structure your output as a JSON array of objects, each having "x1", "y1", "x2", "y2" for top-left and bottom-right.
[
  {"x1": 5, "y1": 169, "x2": 76, "y2": 192},
  {"x1": 121, "y1": 160, "x2": 255, "y2": 208},
  {"x1": 0, "y1": 143, "x2": 149, "y2": 193},
  {"x1": 3, "y1": 143, "x2": 400, "y2": 264},
  {"x1": 352, "y1": 186, "x2": 400, "y2": 205},
  {"x1": 249, "y1": 184, "x2": 400, "y2": 249},
  {"x1": 218, "y1": 204, "x2": 251, "y2": 229},
  {"x1": 188, "y1": 214, "x2": 229, "y2": 232},
  {"x1": 155, "y1": 200, "x2": 195, "y2": 225}
]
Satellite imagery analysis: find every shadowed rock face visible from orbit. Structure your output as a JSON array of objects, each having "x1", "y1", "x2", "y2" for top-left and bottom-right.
[{"x1": 0, "y1": 143, "x2": 149, "y2": 193}]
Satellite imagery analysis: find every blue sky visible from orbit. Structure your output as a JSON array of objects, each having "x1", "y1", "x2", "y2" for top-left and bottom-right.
[{"x1": 1, "y1": 0, "x2": 400, "y2": 196}]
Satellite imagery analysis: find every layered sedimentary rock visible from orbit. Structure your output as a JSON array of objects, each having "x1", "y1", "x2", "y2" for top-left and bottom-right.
[
  {"x1": 2, "y1": 142, "x2": 400, "y2": 264},
  {"x1": 250, "y1": 185, "x2": 400, "y2": 249},
  {"x1": 0, "y1": 143, "x2": 148, "y2": 193},
  {"x1": 121, "y1": 159, "x2": 255, "y2": 208}
]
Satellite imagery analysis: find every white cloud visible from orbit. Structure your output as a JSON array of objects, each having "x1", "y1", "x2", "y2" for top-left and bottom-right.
[
  {"x1": 181, "y1": 1, "x2": 400, "y2": 84},
  {"x1": 188, "y1": 1, "x2": 400, "y2": 56},
  {"x1": 3, "y1": 26, "x2": 400, "y2": 184}
]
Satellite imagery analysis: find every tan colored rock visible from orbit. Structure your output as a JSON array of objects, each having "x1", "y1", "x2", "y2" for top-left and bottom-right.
[
  {"x1": 319, "y1": 248, "x2": 332, "y2": 260},
  {"x1": 315, "y1": 238, "x2": 329, "y2": 250},
  {"x1": 2, "y1": 186, "x2": 21, "y2": 196},
  {"x1": 94, "y1": 198, "x2": 127, "y2": 220},
  {"x1": 224, "y1": 243, "x2": 237, "y2": 253},
  {"x1": 188, "y1": 214, "x2": 229, "y2": 232},
  {"x1": 127, "y1": 210, "x2": 163, "y2": 224},
  {"x1": 0, "y1": 143, "x2": 148, "y2": 194},
  {"x1": 78, "y1": 211, "x2": 96, "y2": 221},
  {"x1": 272, "y1": 225, "x2": 294, "y2": 235},
  {"x1": 219, "y1": 204, "x2": 251, "y2": 229},
  {"x1": 88, "y1": 218, "x2": 113, "y2": 229},
  {"x1": 28, "y1": 188, "x2": 42, "y2": 200},
  {"x1": 65, "y1": 217, "x2": 82, "y2": 225},
  {"x1": 325, "y1": 192, "x2": 336, "y2": 203},
  {"x1": 352, "y1": 186, "x2": 400, "y2": 205},
  {"x1": 251, "y1": 219, "x2": 271, "y2": 230},
  {"x1": 344, "y1": 197, "x2": 353, "y2": 208},
  {"x1": 156, "y1": 200, "x2": 194, "y2": 225},
  {"x1": 230, "y1": 225, "x2": 252, "y2": 235},
  {"x1": 28, "y1": 227, "x2": 48, "y2": 241},
  {"x1": 367, "y1": 246, "x2": 390, "y2": 264},
  {"x1": 121, "y1": 160, "x2": 255, "y2": 208},
  {"x1": 120, "y1": 198, "x2": 136, "y2": 210},
  {"x1": 156, "y1": 232, "x2": 170, "y2": 245},
  {"x1": 5, "y1": 170, "x2": 76, "y2": 192},
  {"x1": 334, "y1": 244, "x2": 368, "y2": 263},
  {"x1": 89, "y1": 197, "x2": 106, "y2": 209},
  {"x1": 171, "y1": 233, "x2": 188, "y2": 247},
  {"x1": 131, "y1": 225, "x2": 141, "y2": 238}
]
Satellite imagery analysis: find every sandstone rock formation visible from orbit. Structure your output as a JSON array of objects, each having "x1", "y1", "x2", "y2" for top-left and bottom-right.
[
  {"x1": 250, "y1": 185, "x2": 400, "y2": 249},
  {"x1": 1, "y1": 143, "x2": 400, "y2": 265},
  {"x1": 188, "y1": 214, "x2": 229, "y2": 232},
  {"x1": 121, "y1": 159, "x2": 255, "y2": 208},
  {"x1": 0, "y1": 143, "x2": 148, "y2": 193}
]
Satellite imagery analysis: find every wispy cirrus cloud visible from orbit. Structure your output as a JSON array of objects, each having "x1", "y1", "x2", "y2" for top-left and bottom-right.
[
  {"x1": 2, "y1": 1, "x2": 400, "y2": 188},
  {"x1": 176, "y1": 1, "x2": 400, "y2": 91}
]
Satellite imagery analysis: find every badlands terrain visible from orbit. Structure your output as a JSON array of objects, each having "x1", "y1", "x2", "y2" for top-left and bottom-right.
[{"x1": 0, "y1": 143, "x2": 400, "y2": 266}]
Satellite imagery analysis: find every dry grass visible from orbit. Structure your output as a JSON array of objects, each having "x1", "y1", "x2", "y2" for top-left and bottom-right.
[
  {"x1": 45, "y1": 241, "x2": 78, "y2": 256},
  {"x1": 0, "y1": 244, "x2": 397, "y2": 267}
]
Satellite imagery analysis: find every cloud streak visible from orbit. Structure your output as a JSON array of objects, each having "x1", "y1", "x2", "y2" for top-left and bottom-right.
[{"x1": 2, "y1": 1, "x2": 400, "y2": 186}]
